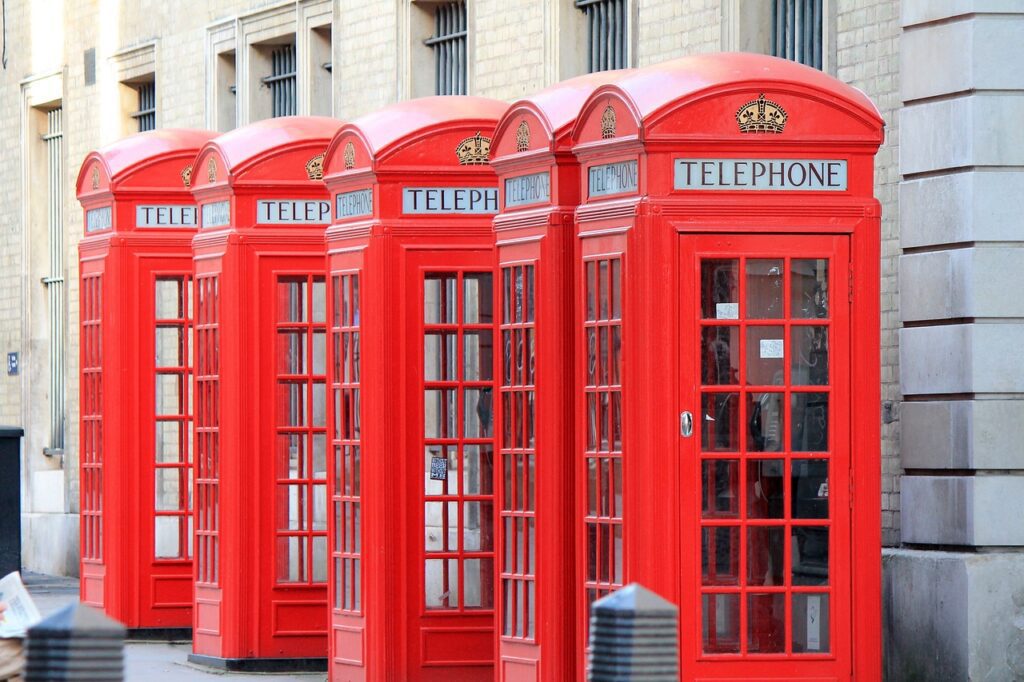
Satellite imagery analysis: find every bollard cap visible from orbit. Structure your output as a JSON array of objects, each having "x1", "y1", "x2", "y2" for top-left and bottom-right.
[
  {"x1": 591, "y1": 583, "x2": 679, "y2": 618},
  {"x1": 28, "y1": 603, "x2": 126, "y2": 640}
]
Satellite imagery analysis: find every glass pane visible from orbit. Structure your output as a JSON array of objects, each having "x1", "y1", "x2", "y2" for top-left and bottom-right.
[
  {"x1": 793, "y1": 593, "x2": 831, "y2": 653},
  {"x1": 463, "y1": 444, "x2": 493, "y2": 495},
  {"x1": 463, "y1": 501, "x2": 493, "y2": 551},
  {"x1": 155, "y1": 421, "x2": 182, "y2": 463},
  {"x1": 701, "y1": 526, "x2": 739, "y2": 585},
  {"x1": 155, "y1": 327, "x2": 184, "y2": 367},
  {"x1": 701, "y1": 459, "x2": 738, "y2": 518},
  {"x1": 278, "y1": 279, "x2": 307, "y2": 322},
  {"x1": 312, "y1": 331, "x2": 326, "y2": 375},
  {"x1": 424, "y1": 445, "x2": 458, "y2": 496},
  {"x1": 464, "y1": 388, "x2": 493, "y2": 438},
  {"x1": 424, "y1": 558, "x2": 459, "y2": 609},
  {"x1": 792, "y1": 392, "x2": 829, "y2": 452},
  {"x1": 424, "y1": 333, "x2": 457, "y2": 381},
  {"x1": 792, "y1": 459, "x2": 830, "y2": 519},
  {"x1": 598, "y1": 260, "x2": 610, "y2": 320},
  {"x1": 701, "y1": 259, "x2": 739, "y2": 320},
  {"x1": 610, "y1": 327, "x2": 622, "y2": 385},
  {"x1": 313, "y1": 382, "x2": 326, "y2": 427},
  {"x1": 746, "y1": 259, "x2": 783, "y2": 319},
  {"x1": 747, "y1": 526, "x2": 784, "y2": 585},
  {"x1": 155, "y1": 374, "x2": 183, "y2": 416},
  {"x1": 746, "y1": 326, "x2": 785, "y2": 385},
  {"x1": 464, "y1": 558, "x2": 493, "y2": 608},
  {"x1": 464, "y1": 273, "x2": 493, "y2": 324},
  {"x1": 424, "y1": 389, "x2": 457, "y2": 438},
  {"x1": 792, "y1": 259, "x2": 829, "y2": 319},
  {"x1": 424, "y1": 275, "x2": 457, "y2": 324},
  {"x1": 464, "y1": 331, "x2": 493, "y2": 381},
  {"x1": 277, "y1": 332, "x2": 306, "y2": 374},
  {"x1": 280, "y1": 382, "x2": 306, "y2": 426},
  {"x1": 155, "y1": 469, "x2": 182, "y2": 511},
  {"x1": 702, "y1": 326, "x2": 738, "y2": 385},
  {"x1": 748, "y1": 593, "x2": 785, "y2": 653},
  {"x1": 611, "y1": 260, "x2": 621, "y2": 320},
  {"x1": 792, "y1": 527, "x2": 829, "y2": 585},
  {"x1": 277, "y1": 434, "x2": 303, "y2": 478},
  {"x1": 586, "y1": 261, "x2": 597, "y2": 321},
  {"x1": 792, "y1": 326, "x2": 829, "y2": 386},
  {"x1": 312, "y1": 434, "x2": 326, "y2": 477},
  {"x1": 277, "y1": 536, "x2": 307, "y2": 582},
  {"x1": 312, "y1": 535, "x2": 327, "y2": 582},
  {"x1": 702, "y1": 593, "x2": 740, "y2": 653},
  {"x1": 154, "y1": 517, "x2": 182, "y2": 558},
  {"x1": 586, "y1": 328, "x2": 597, "y2": 385},
  {"x1": 155, "y1": 279, "x2": 183, "y2": 319},
  {"x1": 502, "y1": 268, "x2": 512, "y2": 325},
  {"x1": 312, "y1": 279, "x2": 326, "y2": 323},
  {"x1": 747, "y1": 393, "x2": 783, "y2": 452},
  {"x1": 701, "y1": 393, "x2": 739, "y2": 452},
  {"x1": 747, "y1": 459, "x2": 784, "y2": 518}
]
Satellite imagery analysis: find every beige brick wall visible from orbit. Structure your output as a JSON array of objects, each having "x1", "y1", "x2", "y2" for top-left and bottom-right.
[
  {"x1": 472, "y1": 1, "x2": 547, "y2": 100},
  {"x1": 637, "y1": 0, "x2": 722, "y2": 65}
]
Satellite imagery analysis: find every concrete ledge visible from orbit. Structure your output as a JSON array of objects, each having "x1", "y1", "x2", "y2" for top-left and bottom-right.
[
  {"x1": 901, "y1": 171, "x2": 1024, "y2": 249},
  {"x1": 900, "y1": 324, "x2": 1024, "y2": 395},
  {"x1": 900, "y1": 247, "x2": 1024, "y2": 321},
  {"x1": 902, "y1": 400, "x2": 1024, "y2": 470},
  {"x1": 900, "y1": 95, "x2": 1024, "y2": 176},
  {"x1": 884, "y1": 548, "x2": 1024, "y2": 681},
  {"x1": 901, "y1": 475, "x2": 1024, "y2": 545},
  {"x1": 902, "y1": 15, "x2": 1024, "y2": 101},
  {"x1": 187, "y1": 653, "x2": 328, "y2": 673}
]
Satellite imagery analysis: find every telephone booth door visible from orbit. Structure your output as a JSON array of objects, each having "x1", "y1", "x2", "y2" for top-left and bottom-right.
[
  {"x1": 680, "y1": 234, "x2": 851, "y2": 679},
  {"x1": 408, "y1": 251, "x2": 497, "y2": 681}
]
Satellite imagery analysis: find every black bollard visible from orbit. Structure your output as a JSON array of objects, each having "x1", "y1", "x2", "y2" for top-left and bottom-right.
[
  {"x1": 0, "y1": 427, "x2": 23, "y2": 578},
  {"x1": 24, "y1": 603, "x2": 125, "y2": 681},
  {"x1": 588, "y1": 583, "x2": 679, "y2": 682}
]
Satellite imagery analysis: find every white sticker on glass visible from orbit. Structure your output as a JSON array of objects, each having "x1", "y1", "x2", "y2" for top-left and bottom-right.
[
  {"x1": 807, "y1": 595, "x2": 821, "y2": 651},
  {"x1": 715, "y1": 303, "x2": 738, "y2": 320},
  {"x1": 760, "y1": 339, "x2": 784, "y2": 359}
]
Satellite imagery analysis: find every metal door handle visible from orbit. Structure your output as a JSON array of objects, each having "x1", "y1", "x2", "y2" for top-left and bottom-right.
[{"x1": 680, "y1": 411, "x2": 693, "y2": 438}]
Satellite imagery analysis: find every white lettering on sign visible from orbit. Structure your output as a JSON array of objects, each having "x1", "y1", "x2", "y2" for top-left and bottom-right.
[
  {"x1": 402, "y1": 187, "x2": 499, "y2": 214},
  {"x1": 202, "y1": 201, "x2": 230, "y2": 228},
  {"x1": 588, "y1": 160, "x2": 638, "y2": 197},
  {"x1": 760, "y1": 339, "x2": 784, "y2": 359},
  {"x1": 336, "y1": 189, "x2": 373, "y2": 219},
  {"x1": 504, "y1": 172, "x2": 550, "y2": 208},
  {"x1": 135, "y1": 205, "x2": 198, "y2": 228},
  {"x1": 674, "y1": 158, "x2": 848, "y2": 191},
  {"x1": 257, "y1": 199, "x2": 331, "y2": 225},
  {"x1": 85, "y1": 206, "x2": 112, "y2": 232}
]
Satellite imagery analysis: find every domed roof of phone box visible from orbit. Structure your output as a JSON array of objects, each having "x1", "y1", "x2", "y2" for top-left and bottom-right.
[
  {"x1": 77, "y1": 128, "x2": 216, "y2": 194},
  {"x1": 197, "y1": 116, "x2": 343, "y2": 178}
]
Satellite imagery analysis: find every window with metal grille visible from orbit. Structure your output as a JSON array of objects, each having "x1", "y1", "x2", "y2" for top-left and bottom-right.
[
  {"x1": 43, "y1": 108, "x2": 65, "y2": 454},
  {"x1": 576, "y1": 0, "x2": 628, "y2": 73},
  {"x1": 264, "y1": 43, "x2": 297, "y2": 117},
  {"x1": 132, "y1": 81, "x2": 156, "y2": 132},
  {"x1": 426, "y1": 2, "x2": 467, "y2": 96},
  {"x1": 770, "y1": 0, "x2": 823, "y2": 70}
]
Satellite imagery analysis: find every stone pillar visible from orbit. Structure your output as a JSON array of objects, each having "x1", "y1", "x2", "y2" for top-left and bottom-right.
[{"x1": 887, "y1": 1, "x2": 1024, "y2": 679}]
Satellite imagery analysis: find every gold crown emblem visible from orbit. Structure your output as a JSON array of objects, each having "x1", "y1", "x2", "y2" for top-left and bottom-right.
[
  {"x1": 181, "y1": 165, "x2": 193, "y2": 188},
  {"x1": 600, "y1": 105, "x2": 616, "y2": 139},
  {"x1": 736, "y1": 94, "x2": 788, "y2": 134},
  {"x1": 305, "y1": 152, "x2": 325, "y2": 180},
  {"x1": 455, "y1": 132, "x2": 491, "y2": 165},
  {"x1": 343, "y1": 142, "x2": 355, "y2": 169},
  {"x1": 515, "y1": 120, "x2": 530, "y2": 152},
  {"x1": 91, "y1": 166, "x2": 100, "y2": 189},
  {"x1": 207, "y1": 157, "x2": 217, "y2": 182}
]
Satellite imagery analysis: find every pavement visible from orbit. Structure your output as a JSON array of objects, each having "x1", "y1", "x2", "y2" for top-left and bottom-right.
[{"x1": 23, "y1": 572, "x2": 327, "y2": 681}]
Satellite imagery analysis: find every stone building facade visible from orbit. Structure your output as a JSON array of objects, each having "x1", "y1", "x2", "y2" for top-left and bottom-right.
[{"x1": 0, "y1": 0, "x2": 1017, "y2": 678}]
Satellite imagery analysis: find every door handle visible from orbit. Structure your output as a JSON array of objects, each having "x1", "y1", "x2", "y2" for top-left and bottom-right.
[{"x1": 680, "y1": 411, "x2": 694, "y2": 438}]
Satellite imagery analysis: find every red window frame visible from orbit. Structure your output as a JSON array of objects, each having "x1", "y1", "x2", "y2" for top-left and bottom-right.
[
  {"x1": 81, "y1": 273, "x2": 104, "y2": 563},
  {"x1": 195, "y1": 274, "x2": 220, "y2": 585}
]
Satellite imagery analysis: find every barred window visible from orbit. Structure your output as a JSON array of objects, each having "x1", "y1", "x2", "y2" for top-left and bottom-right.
[
  {"x1": 264, "y1": 43, "x2": 297, "y2": 117},
  {"x1": 771, "y1": 0, "x2": 823, "y2": 70},
  {"x1": 576, "y1": 0, "x2": 628, "y2": 73},
  {"x1": 426, "y1": 2, "x2": 467, "y2": 96},
  {"x1": 43, "y1": 107, "x2": 65, "y2": 454},
  {"x1": 132, "y1": 81, "x2": 156, "y2": 132}
]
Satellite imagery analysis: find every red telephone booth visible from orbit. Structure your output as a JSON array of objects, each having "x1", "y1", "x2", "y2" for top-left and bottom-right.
[
  {"x1": 321, "y1": 96, "x2": 507, "y2": 681},
  {"x1": 186, "y1": 116, "x2": 342, "y2": 668},
  {"x1": 487, "y1": 71, "x2": 633, "y2": 682},
  {"x1": 568, "y1": 54, "x2": 883, "y2": 680},
  {"x1": 76, "y1": 129, "x2": 216, "y2": 636}
]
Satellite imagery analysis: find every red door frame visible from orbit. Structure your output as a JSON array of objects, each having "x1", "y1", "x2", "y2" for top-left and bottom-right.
[{"x1": 76, "y1": 131, "x2": 213, "y2": 634}]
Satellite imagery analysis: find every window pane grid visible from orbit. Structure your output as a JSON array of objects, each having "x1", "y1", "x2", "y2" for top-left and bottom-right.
[
  {"x1": 576, "y1": 0, "x2": 628, "y2": 73},
  {"x1": 276, "y1": 275, "x2": 328, "y2": 584},
  {"x1": 269, "y1": 43, "x2": 297, "y2": 117},
  {"x1": 195, "y1": 275, "x2": 220, "y2": 585},
  {"x1": 699, "y1": 256, "x2": 832, "y2": 657},
  {"x1": 423, "y1": 272, "x2": 495, "y2": 612},
  {"x1": 583, "y1": 257, "x2": 624, "y2": 636},
  {"x1": 154, "y1": 276, "x2": 193, "y2": 560},
  {"x1": 81, "y1": 274, "x2": 103, "y2": 562},
  {"x1": 770, "y1": 0, "x2": 823, "y2": 70},
  {"x1": 331, "y1": 272, "x2": 362, "y2": 612},
  {"x1": 499, "y1": 264, "x2": 536, "y2": 641},
  {"x1": 427, "y1": 2, "x2": 467, "y2": 95}
]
